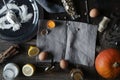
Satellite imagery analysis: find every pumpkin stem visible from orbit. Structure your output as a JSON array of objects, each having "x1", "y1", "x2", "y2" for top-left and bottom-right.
[{"x1": 113, "y1": 62, "x2": 120, "y2": 68}]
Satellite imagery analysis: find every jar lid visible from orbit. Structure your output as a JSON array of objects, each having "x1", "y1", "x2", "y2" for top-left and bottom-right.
[
  {"x1": 41, "y1": 29, "x2": 48, "y2": 36},
  {"x1": 3, "y1": 63, "x2": 19, "y2": 78},
  {"x1": 70, "y1": 69, "x2": 84, "y2": 80},
  {"x1": 3, "y1": 69, "x2": 15, "y2": 80}
]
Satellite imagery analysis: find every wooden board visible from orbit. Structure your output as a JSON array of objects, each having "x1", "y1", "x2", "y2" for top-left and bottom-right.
[{"x1": 0, "y1": 0, "x2": 120, "y2": 80}]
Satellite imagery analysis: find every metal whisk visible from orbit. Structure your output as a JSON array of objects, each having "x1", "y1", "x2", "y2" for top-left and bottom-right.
[{"x1": 3, "y1": 0, "x2": 20, "y2": 25}]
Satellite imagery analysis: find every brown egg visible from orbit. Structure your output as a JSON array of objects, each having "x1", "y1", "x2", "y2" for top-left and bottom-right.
[
  {"x1": 38, "y1": 52, "x2": 48, "y2": 61},
  {"x1": 60, "y1": 59, "x2": 68, "y2": 69},
  {"x1": 89, "y1": 8, "x2": 99, "y2": 18}
]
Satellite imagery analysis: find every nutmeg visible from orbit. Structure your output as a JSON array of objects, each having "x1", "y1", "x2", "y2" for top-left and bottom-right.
[
  {"x1": 60, "y1": 59, "x2": 68, "y2": 69},
  {"x1": 89, "y1": 8, "x2": 99, "y2": 18}
]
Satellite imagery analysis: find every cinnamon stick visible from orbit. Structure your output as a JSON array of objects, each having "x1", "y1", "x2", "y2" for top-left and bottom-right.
[
  {"x1": 4, "y1": 48, "x2": 16, "y2": 58},
  {"x1": 0, "y1": 45, "x2": 19, "y2": 63},
  {"x1": 2, "y1": 46, "x2": 14, "y2": 56}
]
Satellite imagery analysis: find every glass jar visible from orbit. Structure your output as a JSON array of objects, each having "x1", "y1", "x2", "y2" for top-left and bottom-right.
[
  {"x1": 3, "y1": 63, "x2": 19, "y2": 80},
  {"x1": 70, "y1": 69, "x2": 84, "y2": 80}
]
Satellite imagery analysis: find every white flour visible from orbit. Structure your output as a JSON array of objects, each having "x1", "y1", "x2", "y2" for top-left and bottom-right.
[{"x1": 0, "y1": 3, "x2": 33, "y2": 31}]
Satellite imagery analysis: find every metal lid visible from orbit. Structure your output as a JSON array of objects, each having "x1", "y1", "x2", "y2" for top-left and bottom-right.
[
  {"x1": 3, "y1": 69, "x2": 15, "y2": 80},
  {"x1": 70, "y1": 69, "x2": 84, "y2": 80},
  {"x1": 3, "y1": 63, "x2": 19, "y2": 79}
]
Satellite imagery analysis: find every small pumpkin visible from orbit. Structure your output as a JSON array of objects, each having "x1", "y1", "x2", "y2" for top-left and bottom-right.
[{"x1": 95, "y1": 48, "x2": 120, "y2": 79}]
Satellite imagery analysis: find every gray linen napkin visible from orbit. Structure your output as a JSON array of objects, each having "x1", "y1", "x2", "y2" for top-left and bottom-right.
[
  {"x1": 36, "y1": 0, "x2": 65, "y2": 13},
  {"x1": 37, "y1": 20, "x2": 98, "y2": 66}
]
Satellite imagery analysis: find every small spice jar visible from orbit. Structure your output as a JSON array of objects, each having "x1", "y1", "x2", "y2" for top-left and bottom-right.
[
  {"x1": 3, "y1": 63, "x2": 19, "y2": 80},
  {"x1": 70, "y1": 69, "x2": 84, "y2": 80}
]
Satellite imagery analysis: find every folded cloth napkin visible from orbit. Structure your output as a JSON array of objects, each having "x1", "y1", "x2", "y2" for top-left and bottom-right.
[
  {"x1": 36, "y1": 0, "x2": 65, "y2": 13},
  {"x1": 37, "y1": 20, "x2": 98, "y2": 66}
]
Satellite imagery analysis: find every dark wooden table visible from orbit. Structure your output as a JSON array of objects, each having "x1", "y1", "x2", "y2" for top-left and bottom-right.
[
  {"x1": 0, "y1": 0, "x2": 120, "y2": 80},
  {"x1": 0, "y1": 40, "x2": 105, "y2": 80}
]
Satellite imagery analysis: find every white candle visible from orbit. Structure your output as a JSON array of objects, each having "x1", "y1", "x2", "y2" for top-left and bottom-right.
[{"x1": 98, "y1": 16, "x2": 111, "y2": 32}]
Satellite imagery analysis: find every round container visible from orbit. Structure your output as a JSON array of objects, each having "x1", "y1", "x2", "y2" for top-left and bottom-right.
[
  {"x1": 3, "y1": 63, "x2": 19, "y2": 80},
  {"x1": 70, "y1": 69, "x2": 84, "y2": 80},
  {"x1": 40, "y1": 29, "x2": 48, "y2": 36},
  {"x1": 22, "y1": 64, "x2": 35, "y2": 77}
]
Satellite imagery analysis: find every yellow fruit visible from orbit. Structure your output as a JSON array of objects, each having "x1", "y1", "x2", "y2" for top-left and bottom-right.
[
  {"x1": 28, "y1": 46, "x2": 40, "y2": 57},
  {"x1": 22, "y1": 64, "x2": 35, "y2": 77},
  {"x1": 47, "y1": 20, "x2": 56, "y2": 29}
]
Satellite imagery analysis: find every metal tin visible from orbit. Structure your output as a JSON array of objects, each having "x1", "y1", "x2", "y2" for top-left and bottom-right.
[
  {"x1": 40, "y1": 29, "x2": 48, "y2": 36},
  {"x1": 70, "y1": 69, "x2": 84, "y2": 80},
  {"x1": 3, "y1": 63, "x2": 19, "y2": 80}
]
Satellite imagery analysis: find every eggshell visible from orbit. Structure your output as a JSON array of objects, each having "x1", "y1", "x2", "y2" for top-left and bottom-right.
[
  {"x1": 60, "y1": 59, "x2": 68, "y2": 69},
  {"x1": 38, "y1": 52, "x2": 48, "y2": 61},
  {"x1": 89, "y1": 8, "x2": 99, "y2": 18}
]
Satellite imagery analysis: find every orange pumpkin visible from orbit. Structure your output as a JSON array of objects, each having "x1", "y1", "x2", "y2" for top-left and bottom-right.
[{"x1": 95, "y1": 48, "x2": 120, "y2": 79}]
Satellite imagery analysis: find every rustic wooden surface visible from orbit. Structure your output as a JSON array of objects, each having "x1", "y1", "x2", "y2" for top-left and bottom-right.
[
  {"x1": 0, "y1": 0, "x2": 120, "y2": 80},
  {"x1": 0, "y1": 39, "x2": 104, "y2": 80}
]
